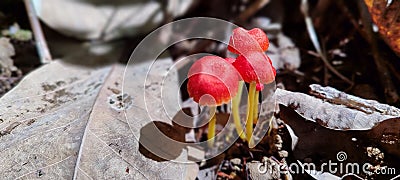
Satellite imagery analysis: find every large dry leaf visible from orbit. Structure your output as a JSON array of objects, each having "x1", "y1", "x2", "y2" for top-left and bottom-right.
[
  {"x1": 364, "y1": 0, "x2": 400, "y2": 56},
  {"x1": 0, "y1": 59, "x2": 196, "y2": 179}
]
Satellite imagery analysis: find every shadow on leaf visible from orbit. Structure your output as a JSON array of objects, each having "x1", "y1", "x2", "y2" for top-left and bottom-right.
[{"x1": 139, "y1": 121, "x2": 186, "y2": 162}]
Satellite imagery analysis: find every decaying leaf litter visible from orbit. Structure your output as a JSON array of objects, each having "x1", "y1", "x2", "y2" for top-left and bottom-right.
[{"x1": 1, "y1": 0, "x2": 400, "y2": 179}]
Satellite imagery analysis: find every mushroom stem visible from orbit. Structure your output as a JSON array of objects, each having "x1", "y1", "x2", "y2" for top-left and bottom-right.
[
  {"x1": 207, "y1": 106, "x2": 217, "y2": 147},
  {"x1": 232, "y1": 81, "x2": 246, "y2": 140},
  {"x1": 246, "y1": 82, "x2": 256, "y2": 144},
  {"x1": 253, "y1": 90, "x2": 260, "y2": 124}
]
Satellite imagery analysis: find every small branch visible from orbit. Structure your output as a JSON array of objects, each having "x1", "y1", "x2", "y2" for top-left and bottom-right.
[
  {"x1": 236, "y1": 0, "x2": 271, "y2": 24},
  {"x1": 99, "y1": 8, "x2": 118, "y2": 41},
  {"x1": 24, "y1": 0, "x2": 52, "y2": 64},
  {"x1": 276, "y1": 85, "x2": 400, "y2": 130},
  {"x1": 309, "y1": 84, "x2": 400, "y2": 116},
  {"x1": 300, "y1": 0, "x2": 353, "y2": 85}
]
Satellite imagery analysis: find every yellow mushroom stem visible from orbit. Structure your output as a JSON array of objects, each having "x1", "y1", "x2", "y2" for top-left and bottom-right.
[
  {"x1": 232, "y1": 81, "x2": 246, "y2": 140},
  {"x1": 207, "y1": 106, "x2": 217, "y2": 147},
  {"x1": 246, "y1": 82, "x2": 256, "y2": 145}
]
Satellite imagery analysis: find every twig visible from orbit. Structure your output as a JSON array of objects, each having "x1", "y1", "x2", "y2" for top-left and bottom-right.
[
  {"x1": 300, "y1": 0, "x2": 353, "y2": 85},
  {"x1": 99, "y1": 8, "x2": 118, "y2": 41},
  {"x1": 358, "y1": 0, "x2": 399, "y2": 104},
  {"x1": 309, "y1": 84, "x2": 400, "y2": 116},
  {"x1": 24, "y1": 0, "x2": 52, "y2": 64},
  {"x1": 236, "y1": 0, "x2": 271, "y2": 24}
]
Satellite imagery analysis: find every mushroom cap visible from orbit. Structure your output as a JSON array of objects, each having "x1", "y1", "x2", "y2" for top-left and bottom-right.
[
  {"x1": 187, "y1": 56, "x2": 240, "y2": 106},
  {"x1": 226, "y1": 27, "x2": 276, "y2": 84},
  {"x1": 228, "y1": 27, "x2": 269, "y2": 54},
  {"x1": 225, "y1": 57, "x2": 236, "y2": 64},
  {"x1": 232, "y1": 53, "x2": 276, "y2": 84}
]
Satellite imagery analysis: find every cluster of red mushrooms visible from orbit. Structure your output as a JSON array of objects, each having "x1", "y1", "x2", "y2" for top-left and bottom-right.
[{"x1": 187, "y1": 27, "x2": 276, "y2": 147}]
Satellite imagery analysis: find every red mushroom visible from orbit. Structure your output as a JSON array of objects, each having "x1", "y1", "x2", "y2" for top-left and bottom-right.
[
  {"x1": 227, "y1": 27, "x2": 276, "y2": 144},
  {"x1": 187, "y1": 56, "x2": 240, "y2": 106},
  {"x1": 187, "y1": 55, "x2": 240, "y2": 146}
]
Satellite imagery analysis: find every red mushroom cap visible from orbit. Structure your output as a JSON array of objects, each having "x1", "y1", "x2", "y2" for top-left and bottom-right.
[
  {"x1": 232, "y1": 53, "x2": 276, "y2": 84},
  {"x1": 224, "y1": 57, "x2": 236, "y2": 64},
  {"x1": 187, "y1": 56, "x2": 240, "y2": 106},
  {"x1": 228, "y1": 27, "x2": 269, "y2": 54},
  {"x1": 248, "y1": 28, "x2": 269, "y2": 51},
  {"x1": 226, "y1": 27, "x2": 276, "y2": 84}
]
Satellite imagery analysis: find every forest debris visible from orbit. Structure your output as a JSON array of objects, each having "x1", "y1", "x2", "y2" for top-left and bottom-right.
[
  {"x1": 216, "y1": 159, "x2": 243, "y2": 179},
  {"x1": 0, "y1": 38, "x2": 16, "y2": 74},
  {"x1": 107, "y1": 93, "x2": 133, "y2": 111},
  {"x1": 366, "y1": 147, "x2": 384, "y2": 161},
  {"x1": 1, "y1": 23, "x2": 32, "y2": 41},
  {"x1": 366, "y1": 118, "x2": 400, "y2": 158},
  {"x1": 0, "y1": 122, "x2": 21, "y2": 136},
  {"x1": 268, "y1": 33, "x2": 301, "y2": 71},
  {"x1": 275, "y1": 85, "x2": 400, "y2": 130},
  {"x1": 0, "y1": 37, "x2": 22, "y2": 96},
  {"x1": 300, "y1": 0, "x2": 353, "y2": 85},
  {"x1": 309, "y1": 84, "x2": 400, "y2": 116}
]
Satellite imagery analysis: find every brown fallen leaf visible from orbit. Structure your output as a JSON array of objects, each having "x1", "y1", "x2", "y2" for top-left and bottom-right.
[{"x1": 364, "y1": 0, "x2": 400, "y2": 56}]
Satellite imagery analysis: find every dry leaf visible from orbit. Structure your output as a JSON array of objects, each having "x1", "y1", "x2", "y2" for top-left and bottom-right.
[
  {"x1": 0, "y1": 59, "x2": 197, "y2": 179},
  {"x1": 275, "y1": 85, "x2": 400, "y2": 130},
  {"x1": 364, "y1": 0, "x2": 400, "y2": 56},
  {"x1": 32, "y1": 0, "x2": 194, "y2": 40}
]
